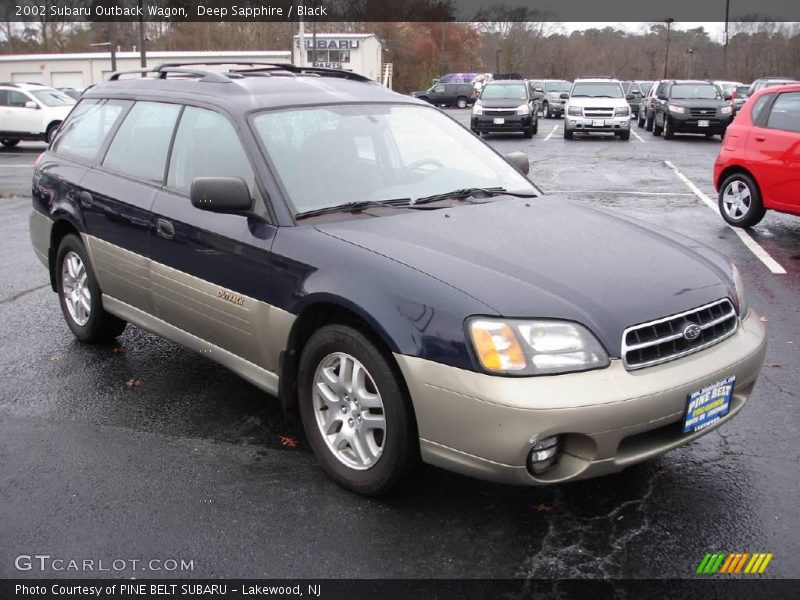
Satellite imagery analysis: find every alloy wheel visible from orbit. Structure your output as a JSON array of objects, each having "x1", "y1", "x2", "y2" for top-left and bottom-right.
[
  {"x1": 61, "y1": 251, "x2": 91, "y2": 326},
  {"x1": 722, "y1": 180, "x2": 753, "y2": 220}
]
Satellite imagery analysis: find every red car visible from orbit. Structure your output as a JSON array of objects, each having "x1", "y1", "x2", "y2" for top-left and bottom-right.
[{"x1": 714, "y1": 83, "x2": 800, "y2": 227}]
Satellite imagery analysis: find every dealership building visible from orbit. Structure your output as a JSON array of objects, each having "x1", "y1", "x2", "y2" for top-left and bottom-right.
[
  {"x1": 292, "y1": 33, "x2": 383, "y2": 81},
  {"x1": 0, "y1": 50, "x2": 292, "y2": 89}
]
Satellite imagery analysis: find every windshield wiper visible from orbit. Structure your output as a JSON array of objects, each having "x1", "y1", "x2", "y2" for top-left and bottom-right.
[
  {"x1": 295, "y1": 198, "x2": 415, "y2": 220},
  {"x1": 410, "y1": 187, "x2": 537, "y2": 207}
]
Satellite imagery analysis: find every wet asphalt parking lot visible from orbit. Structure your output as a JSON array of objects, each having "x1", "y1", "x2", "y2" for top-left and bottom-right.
[{"x1": 1, "y1": 110, "x2": 799, "y2": 581}]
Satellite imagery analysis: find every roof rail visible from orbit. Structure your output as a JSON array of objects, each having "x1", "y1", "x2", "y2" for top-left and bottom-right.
[{"x1": 108, "y1": 61, "x2": 374, "y2": 84}]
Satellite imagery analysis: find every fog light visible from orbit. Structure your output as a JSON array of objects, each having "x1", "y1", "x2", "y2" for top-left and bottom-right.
[{"x1": 527, "y1": 435, "x2": 561, "y2": 475}]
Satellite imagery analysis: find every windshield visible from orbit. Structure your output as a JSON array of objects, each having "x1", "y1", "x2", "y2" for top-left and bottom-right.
[
  {"x1": 252, "y1": 104, "x2": 536, "y2": 216},
  {"x1": 734, "y1": 86, "x2": 749, "y2": 99},
  {"x1": 545, "y1": 81, "x2": 571, "y2": 93},
  {"x1": 571, "y1": 82, "x2": 623, "y2": 98},
  {"x1": 671, "y1": 84, "x2": 721, "y2": 99},
  {"x1": 30, "y1": 89, "x2": 75, "y2": 106},
  {"x1": 481, "y1": 84, "x2": 527, "y2": 100}
]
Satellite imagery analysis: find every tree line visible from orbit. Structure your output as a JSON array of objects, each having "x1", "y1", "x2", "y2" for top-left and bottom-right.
[{"x1": 1, "y1": 17, "x2": 799, "y2": 92}]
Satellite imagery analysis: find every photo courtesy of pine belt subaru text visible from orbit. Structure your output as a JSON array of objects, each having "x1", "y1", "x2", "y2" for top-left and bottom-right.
[{"x1": 29, "y1": 61, "x2": 767, "y2": 496}]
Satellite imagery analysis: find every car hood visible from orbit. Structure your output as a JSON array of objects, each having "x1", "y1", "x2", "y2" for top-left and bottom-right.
[{"x1": 314, "y1": 198, "x2": 733, "y2": 357}]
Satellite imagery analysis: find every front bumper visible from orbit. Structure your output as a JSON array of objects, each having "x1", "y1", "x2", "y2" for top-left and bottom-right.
[
  {"x1": 543, "y1": 100, "x2": 565, "y2": 114},
  {"x1": 566, "y1": 116, "x2": 631, "y2": 133},
  {"x1": 472, "y1": 114, "x2": 532, "y2": 132},
  {"x1": 395, "y1": 310, "x2": 766, "y2": 485},
  {"x1": 671, "y1": 116, "x2": 732, "y2": 133}
]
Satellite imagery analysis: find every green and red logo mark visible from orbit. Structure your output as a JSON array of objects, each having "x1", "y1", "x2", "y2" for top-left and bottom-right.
[{"x1": 696, "y1": 552, "x2": 773, "y2": 574}]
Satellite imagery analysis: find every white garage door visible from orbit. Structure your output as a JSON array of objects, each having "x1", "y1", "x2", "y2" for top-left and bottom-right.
[
  {"x1": 11, "y1": 72, "x2": 44, "y2": 84},
  {"x1": 51, "y1": 72, "x2": 85, "y2": 90}
]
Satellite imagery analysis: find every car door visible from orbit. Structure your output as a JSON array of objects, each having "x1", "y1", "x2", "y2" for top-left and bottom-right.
[
  {"x1": 0, "y1": 89, "x2": 42, "y2": 136},
  {"x1": 430, "y1": 84, "x2": 447, "y2": 104},
  {"x1": 749, "y1": 91, "x2": 800, "y2": 209},
  {"x1": 80, "y1": 100, "x2": 180, "y2": 314},
  {"x1": 149, "y1": 105, "x2": 279, "y2": 371}
]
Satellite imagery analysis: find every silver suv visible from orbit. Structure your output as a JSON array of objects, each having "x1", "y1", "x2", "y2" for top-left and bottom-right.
[
  {"x1": 563, "y1": 77, "x2": 632, "y2": 140},
  {"x1": 528, "y1": 79, "x2": 571, "y2": 119}
]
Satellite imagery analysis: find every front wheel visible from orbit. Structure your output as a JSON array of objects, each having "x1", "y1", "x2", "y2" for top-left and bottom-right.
[
  {"x1": 652, "y1": 115, "x2": 663, "y2": 136},
  {"x1": 543, "y1": 102, "x2": 551, "y2": 119},
  {"x1": 55, "y1": 234, "x2": 127, "y2": 342},
  {"x1": 298, "y1": 324, "x2": 418, "y2": 496},
  {"x1": 563, "y1": 128, "x2": 574, "y2": 140},
  {"x1": 617, "y1": 130, "x2": 631, "y2": 141},
  {"x1": 663, "y1": 116, "x2": 674, "y2": 139},
  {"x1": 645, "y1": 112, "x2": 654, "y2": 131},
  {"x1": 637, "y1": 113, "x2": 646, "y2": 128},
  {"x1": 0, "y1": 138, "x2": 20, "y2": 148},
  {"x1": 718, "y1": 172, "x2": 766, "y2": 228}
]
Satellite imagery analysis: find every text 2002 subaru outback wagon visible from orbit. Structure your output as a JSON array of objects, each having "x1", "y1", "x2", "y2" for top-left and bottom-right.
[{"x1": 30, "y1": 63, "x2": 766, "y2": 496}]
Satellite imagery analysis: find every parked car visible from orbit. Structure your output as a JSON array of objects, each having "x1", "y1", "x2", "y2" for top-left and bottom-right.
[
  {"x1": 747, "y1": 77, "x2": 798, "y2": 97},
  {"x1": 471, "y1": 80, "x2": 538, "y2": 138},
  {"x1": 640, "y1": 80, "x2": 666, "y2": 131},
  {"x1": 30, "y1": 62, "x2": 766, "y2": 496},
  {"x1": 411, "y1": 82, "x2": 475, "y2": 108},
  {"x1": 527, "y1": 79, "x2": 571, "y2": 119},
  {"x1": 622, "y1": 80, "x2": 652, "y2": 119},
  {"x1": 713, "y1": 80, "x2": 742, "y2": 99},
  {"x1": 563, "y1": 77, "x2": 632, "y2": 140},
  {"x1": 732, "y1": 84, "x2": 751, "y2": 116},
  {"x1": 0, "y1": 82, "x2": 75, "y2": 147},
  {"x1": 714, "y1": 83, "x2": 800, "y2": 227},
  {"x1": 652, "y1": 80, "x2": 733, "y2": 139}
]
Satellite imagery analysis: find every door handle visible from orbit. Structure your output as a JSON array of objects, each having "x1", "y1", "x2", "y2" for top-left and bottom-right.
[
  {"x1": 754, "y1": 136, "x2": 766, "y2": 142},
  {"x1": 78, "y1": 190, "x2": 93, "y2": 208},
  {"x1": 156, "y1": 218, "x2": 175, "y2": 240}
]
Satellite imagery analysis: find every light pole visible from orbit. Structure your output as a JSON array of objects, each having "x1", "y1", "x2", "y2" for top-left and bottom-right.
[
  {"x1": 663, "y1": 18, "x2": 674, "y2": 79},
  {"x1": 687, "y1": 47, "x2": 695, "y2": 78},
  {"x1": 495, "y1": 48, "x2": 501, "y2": 74},
  {"x1": 90, "y1": 41, "x2": 117, "y2": 73},
  {"x1": 138, "y1": 0, "x2": 146, "y2": 71},
  {"x1": 723, "y1": 0, "x2": 730, "y2": 76}
]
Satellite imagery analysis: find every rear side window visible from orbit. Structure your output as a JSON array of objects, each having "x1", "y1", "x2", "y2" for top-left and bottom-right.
[
  {"x1": 167, "y1": 107, "x2": 255, "y2": 195},
  {"x1": 1, "y1": 90, "x2": 30, "y2": 107},
  {"x1": 750, "y1": 94, "x2": 775, "y2": 127},
  {"x1": 103, "y1": 101, "x2": 181, "y2": 182},
  {"x1": 766, "y1": 92, "x2": 800, "y2": 133},
  {"x1": 53, "y1": 99, "x2": 127, "y2": 160}
]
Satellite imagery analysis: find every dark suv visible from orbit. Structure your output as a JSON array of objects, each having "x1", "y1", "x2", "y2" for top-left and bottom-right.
[
  {"x1": 652, "y1": 80, "x2": 734, "y2": 139},
  {"x1": 30, "y1": 62, "x2": 765, "y2": 496},
  {"x1": 471, "y1": 80, "x2": 539, "y2": 137},
  {"x1": 410, "y1": 82, "x2": 475, "y2": 108}
]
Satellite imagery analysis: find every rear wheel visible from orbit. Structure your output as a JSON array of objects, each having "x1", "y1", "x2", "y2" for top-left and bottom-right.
[
  {"x1": 298, "y1": 324, "x2": 418, "y2": 496},
  {"x1": 55, "y1": 234, "x2": 127, "y2": 342},
  {"x1": 456, "y1": 97, "x2": 468, "y2": 109},
  {"x1": 0, "y1": 138, "x2": 20, "y2": 148},
  {"x1": 719, "y1": 172, "x2": 766, "y2": 228}
]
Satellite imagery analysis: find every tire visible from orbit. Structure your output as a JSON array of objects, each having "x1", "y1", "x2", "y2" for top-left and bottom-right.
[
  {"x1": 297, "y1": 324, "x2": 418, "y2": 496},
  {"x1": 46, "y1": 122, "x2": 61, "y2": 144},
  {"x1": 532, "y1": 118, "x2": 538, "y2": 135},
  {"x1": 652, "y1": 114, "x2": 663, "y2": 136},
  {"x1": 55, "y1": 234, "x2": 127, "y2": 343},
  {"x1": 563, "y1": 128, "x2": 574, "y2": 140},
  {"x1": 523, "y1": 127, "x2": 534, "y2": 139},
  {"x1": 645, "y1": 111, "x2": 654, "y2": 131},
  {"x1": 456, "y1": 97, "x2": 468, "y2": 109},
  {"x1": 637, "y1": 113, "x2": 645, "y2": 128},
  {"x1": 0, "y1": 138, "x2": 20, "y2": 148},
  {"x1": 663, "y1": 116, "x2": 674, "y2": 139},
  {"x1": 618, "y1": 130, "x2": 631, "y2": 141},
  {"x1": 543, "y1": 102, "x2": 551, "y2": 119},
  {"x1": 718, "y1": 172, "x2": 766, "y2": 228}
]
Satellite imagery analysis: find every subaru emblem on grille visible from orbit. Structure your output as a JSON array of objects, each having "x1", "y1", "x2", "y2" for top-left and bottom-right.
[{"x1": 683, "y1": 323, "x2": 702, "y2": 341}]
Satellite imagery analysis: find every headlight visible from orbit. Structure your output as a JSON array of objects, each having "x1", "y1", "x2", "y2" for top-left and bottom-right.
[
  {"x1": 732, "y1": 264, "x2": 749, "y2": 318},
  {"x1": 468, "y1": 318, "x2": 609, "y2": 376},
  {"x1": 721, "y1": 105, "x2": 733, "y2": 114},
  {"x1": 614, "y1": 106, "x2": 630, "y2": 116},
  {"x1": 668, "y1": 104, "x2": 685, "y2": 114},
  {"x1": 567, "y1": 105, "x2": 582, "y2": 116},
  {"x1": 472, "y1": 102, "x2": 483, "y2": 116},
  {"x1": 515, "y1": 104, "x2": 530, "y2": 115}
]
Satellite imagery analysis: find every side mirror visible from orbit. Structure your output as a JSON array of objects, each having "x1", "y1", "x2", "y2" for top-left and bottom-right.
[
  {"x1": 24, "y1": 100, "x2": 39, "y2": 109},
  {"x1": 190, "y1": 177, "x2": 253, "y2": 214},
  {"x1": 559, "y1": 92, "x2": 569, "y2": 100},
  {"x1": 724, "y1": 93, "x2": 732, "y2": 101},
  {"x1": 505, "y1": 152, "x2": 529, "y2": 175},
  {"x1": 625, "y1": 94, "x2": 635, "y2": 101}
]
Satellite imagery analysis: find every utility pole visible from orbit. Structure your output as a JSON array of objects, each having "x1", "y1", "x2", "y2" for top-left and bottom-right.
[
  {"x1": 311, "y1": 1, "x2": 317, "y2": 67},
  {"x1": 138, "y1": 0, "x2": 146, "y2": 73},
  {"x1": 298, "y1": 17, "x2": 305, "y2": 67},
  {"x1": 723, "y1": 0, "x2": 730, "y2": 76},
  {"x1": 91, "y1": 41, "x2": 117, "y2": 74},
  {"x1": 663, "y1": 18, "x2": 674, "y2": 79},
  {"x1": 687, "y1": 47, "x2": 695, "y2": 78},
  {"x1": 495, "y1": 48, "x2": 501, "y2": 74}
]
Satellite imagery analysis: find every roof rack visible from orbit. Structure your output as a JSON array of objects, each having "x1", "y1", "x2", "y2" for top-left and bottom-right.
[
  {"x1": 108, "y1": 61, "x2": 373, "y2": 84},
  {"x1": 576, "y1": 75, "x2": 617, "y2": 79}
]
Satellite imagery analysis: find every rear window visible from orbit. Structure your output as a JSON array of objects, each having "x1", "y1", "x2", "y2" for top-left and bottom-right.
[
  {"x1": 766, "y1": 92, "x2": 800, "y2": 133},
  {"x1": 53, "y1": 99, "x2": 128, "y2": 160},
  {"x1": 103, "y1": 101, "x2": 181, "y2": 182}
]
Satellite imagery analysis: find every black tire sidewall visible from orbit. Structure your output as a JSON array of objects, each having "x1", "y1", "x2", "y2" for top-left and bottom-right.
[
  {"x1": 297, "y1": 325, "x2": 417, "y2": 496},
  {"x1": 55, "y1": 234, "x2": 109, "y2": 341}
]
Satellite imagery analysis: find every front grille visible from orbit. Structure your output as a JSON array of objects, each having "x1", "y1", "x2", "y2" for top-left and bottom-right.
[
  {"x1": 583, "y1": 107, "x2": 614, "y2": 117},
  {"x1": 690, "y1": 107, "x2": 717, "y2": 117},
  {"x1": 622, "y1": 298, "x2": 738, "y2": 370},
  {"x1": 483, "y1": 109, "x2": 516, "y2": 117}
]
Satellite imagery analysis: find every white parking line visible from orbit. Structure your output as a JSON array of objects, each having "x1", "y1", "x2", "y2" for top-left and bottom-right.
[
  {"x1": 664, "y1": 160, "x2": 787, "y2": 274},
  {"x1": 543, "y1": 125, "x2": 560, "y2": 141},
  {"x1": 546, "y1": 190, "x2": 694, "y2": 196},
  {"x1": 631, "y1": 130, "x2": 646, "y2": 142}
]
